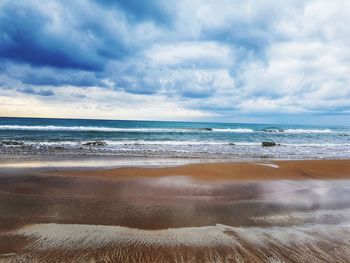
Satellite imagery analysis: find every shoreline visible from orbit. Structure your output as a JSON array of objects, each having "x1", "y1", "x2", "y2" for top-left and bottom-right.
[
  {"x1": 0, "y1": 156, "x2": 249, "y2": 173},
  {"x1": 55, "y1": 159, "x2": 350, "y2": 181}
]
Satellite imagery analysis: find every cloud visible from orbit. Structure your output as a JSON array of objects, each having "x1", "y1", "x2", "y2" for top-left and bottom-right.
[
  {"x1": 0, "y1": 0, "x2": 139, "y2": 70},
  {"x1": 145, "y1": 41, "x2": 233, "y2": 66},
  {"x1": 0, "y1": 86, "x2": 214, "y2": 120},
  {"x1": 0, "y1": 0, "x2": 350, "y2": 124},
  {"x1": 0, "y1": 1, "x2": 103, "y2": 70},
  {"x1": 93, "y1": 0, "x2": 175, "y2": 25},
  {"x1": 17, "y1": 87, "x2": 55, "y2": 97}
]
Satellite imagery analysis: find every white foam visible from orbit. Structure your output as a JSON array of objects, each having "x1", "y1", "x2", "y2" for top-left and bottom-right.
[
  {"x1": 104, "y1": 140, "x2": 229, "y2": 146},
  {"x1": 0, "y1": 158, "x2": 198, "y2": 169},
  {"x1": 280, "y1": 142, "x2": 350, "y2": 147},
  {"x1": 212, "y1": 128, "x2": 254, "y2": 133},
  {"x1": 3, "y1": 140, "x2": 350, "y2": 148},
  {"x1": 260, "y1": 128, "x2": 338, "y2": 134},
  {"x1": 254, "y1": 163, "x2": 279, "y2": 168},
  {"x1": 0, "y1": 125, "x2": 183, "y2": 132},
  {"x1": 283, "y1": 128, "x2": 335, "y2": 134}
]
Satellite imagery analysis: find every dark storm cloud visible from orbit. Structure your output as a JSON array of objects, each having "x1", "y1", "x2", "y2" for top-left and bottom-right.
[
  {"x1": 0, "y1": 3, "x2": 102, "y2": 70},
  {"x1": 0, "y1": 0, "x2": 130, "y2": 71}
]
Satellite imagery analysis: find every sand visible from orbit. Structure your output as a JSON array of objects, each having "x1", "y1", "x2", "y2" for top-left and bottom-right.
[
  {"x1": 3, "y1": 222, "x2": 350, "y2": 262},
  {"x1": 1, "y1": 159, "x2": 350, "y2": 262},
  {"x1": 58, "y1": 159, "x2": 350, "y2": 181}
]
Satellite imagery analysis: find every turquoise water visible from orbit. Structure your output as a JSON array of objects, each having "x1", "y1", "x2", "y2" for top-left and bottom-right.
[{"x1": 1, "y1": 117, "x2": 350, "y2": 160}]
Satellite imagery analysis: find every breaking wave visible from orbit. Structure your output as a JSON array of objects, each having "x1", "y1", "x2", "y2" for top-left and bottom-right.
[
  {"x1": 0, "y1": 125, "x2": 342, "y2": 134},
  {"x1": 2, "y1": 139, "x2": 350, "y2": 148},
  {"x1": 284, "y1": 128, "x2": 335, "y2": 134},
  {"x1": 261, "y1": 128, "x2": 337, "y2": 133}
]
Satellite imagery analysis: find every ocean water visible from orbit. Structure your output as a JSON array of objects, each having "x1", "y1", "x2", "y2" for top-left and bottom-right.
[{"x1": 1, "y1": 117, "x2": 350, "y2": 160}]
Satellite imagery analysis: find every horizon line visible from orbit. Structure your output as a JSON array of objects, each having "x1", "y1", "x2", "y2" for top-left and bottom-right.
[{"x1": 0, "y1": 115, "x2": 347, "y2": 128}]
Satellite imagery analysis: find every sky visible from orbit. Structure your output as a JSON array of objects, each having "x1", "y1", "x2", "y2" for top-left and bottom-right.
[{"x1": 0, "y1": 0, "x2": 350, "y2": 125}]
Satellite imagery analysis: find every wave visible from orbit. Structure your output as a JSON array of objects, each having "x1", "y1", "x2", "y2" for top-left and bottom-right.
[
  {"x1": 0, "y1": 125, "x2": 254, "y2": 133},
  {"x1": 0, "y1": 125, "x2": 342, "y2": 134},
  {"x1": 261, "y1": 128, "x2": 336, "y2": 134},
  {"x1": 104, "y1": 140, "x2": 263, "y2": 146},
  {"x1": 212, "y1": 128, "x2": 254, "y2": 133},
  {"x1": 3, "y1": 139, "x2": 350, "y2": 148},
  {"x1": 0, "y1": 140, "x2": 232, "y2": 147},
  {"x1": 284, "y1": 129, "x2": 335, "y2": 134},
  {"x1": 0, "y1": 125, "x2": 178, "y2": 132},
  {"x1": 280, "y1": 142, "x2": 350, "y2": 147}
]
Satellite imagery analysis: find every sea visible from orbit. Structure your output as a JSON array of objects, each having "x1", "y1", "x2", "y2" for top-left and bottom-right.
[{"x1": 1, "y1": 117, "x2": 350, "y2": 163}]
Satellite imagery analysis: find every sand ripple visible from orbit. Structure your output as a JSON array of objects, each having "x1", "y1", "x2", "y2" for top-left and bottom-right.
[{"x1": 2, "y1": 223, "x2": 350, "y2": 262}]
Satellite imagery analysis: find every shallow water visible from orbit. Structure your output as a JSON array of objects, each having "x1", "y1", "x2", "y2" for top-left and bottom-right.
[{"x1": 0, "y1": 171, "x2": 350, "y2": 262}]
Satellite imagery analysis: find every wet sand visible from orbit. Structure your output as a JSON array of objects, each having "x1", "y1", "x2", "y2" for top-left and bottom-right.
[
  {"x1": 59, "y1": 159, "x2": 350, "y2": 181},
  {"x1": 1, "y1": 159, "x2": 350, "y2": 262}
]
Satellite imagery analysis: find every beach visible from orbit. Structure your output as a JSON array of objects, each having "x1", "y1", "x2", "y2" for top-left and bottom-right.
[
  {"x1": 1, "y1": 159, "x2": 350, "y2": 262},
  {"x1": 1, "y1": 118, "x2": 350, "y2": 262},
  {"x1": 2, "y1": 0, "x2": 350, "y2": 261},
  {"x1": 60, "y1": 159, "x2": 350, "y2": 181}
]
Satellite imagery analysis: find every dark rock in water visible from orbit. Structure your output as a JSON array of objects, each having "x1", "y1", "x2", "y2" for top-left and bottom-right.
[
  {"x1": 228, "y1": 143, "x2": 235, "y2": 145},
  {"x1": 262, "y1": 141, "x2": 277, "y2": 147},
  {"x1": 53, "y1": 146, "x2": 64, "y2": 150},
  {"x1": 203, "y1": 128, "x2": 213, "y2": 131},
  {"x1": 83, "y1": 141, "x2": 107, "y2": 146},
  {"x1": 1, "y1": 140, "x2": 24, "y2": 146}
]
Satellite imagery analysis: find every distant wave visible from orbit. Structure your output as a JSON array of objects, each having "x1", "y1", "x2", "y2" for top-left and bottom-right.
[
  {"x1": 212, "y1": 128, "x2": 254, "y2": 133},
  {"x1": 284, "y1": 128, "x2": 334, "y2": 134},
  {"x1": 0, "y1": 125, "x2": 341, "y2": 134},
  {"x1": 262, "y1": 128, "x2": 336, "y2": 134},
  {"x1": 0, "y1": 125, "x2": 254, "y2": 133}
]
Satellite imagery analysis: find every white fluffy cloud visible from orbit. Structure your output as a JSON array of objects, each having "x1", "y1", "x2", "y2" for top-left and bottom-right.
[{"x1": 145, "y1": 41, "x2": 233, "y2": 66}]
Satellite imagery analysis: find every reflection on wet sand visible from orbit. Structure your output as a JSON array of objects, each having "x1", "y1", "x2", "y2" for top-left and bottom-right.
[{"x1": 1, "y1": 170, "x2": 350, "y2": 262}]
